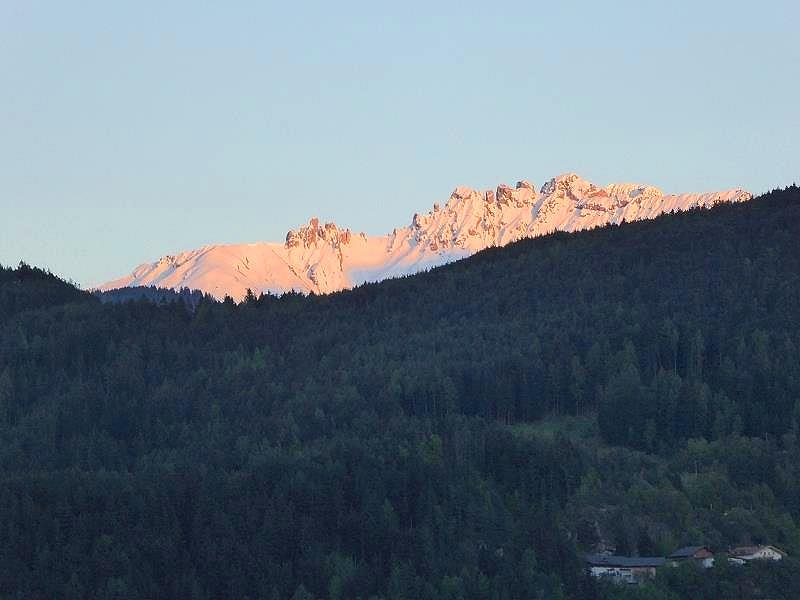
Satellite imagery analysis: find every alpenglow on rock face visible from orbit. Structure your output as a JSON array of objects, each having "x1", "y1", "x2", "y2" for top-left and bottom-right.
[{"x1": 99, "y1": 173, "x2": 752, "y2": 300}]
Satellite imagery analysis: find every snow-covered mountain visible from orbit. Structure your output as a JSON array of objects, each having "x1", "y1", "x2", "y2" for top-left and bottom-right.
[{"x1": 99, "y1": 173, "x2": 752, "y2": 300}]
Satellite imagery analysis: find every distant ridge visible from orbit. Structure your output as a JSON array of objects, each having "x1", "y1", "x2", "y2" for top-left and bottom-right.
[{"x1": 99, "y1": 173, "x2": 751, "y2": 300}]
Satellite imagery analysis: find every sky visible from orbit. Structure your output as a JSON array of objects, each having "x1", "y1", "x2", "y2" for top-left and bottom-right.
[{"x1": 1, "y1": 1, "x2": 798, "y2": 287}]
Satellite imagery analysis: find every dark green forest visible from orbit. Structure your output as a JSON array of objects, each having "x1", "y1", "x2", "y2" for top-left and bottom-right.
[{"x1": 1, "y1": 186, "x2": 800, "y2": 599}]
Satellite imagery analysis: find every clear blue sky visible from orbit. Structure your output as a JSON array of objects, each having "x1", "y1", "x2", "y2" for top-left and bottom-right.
[{"x1": 1, "y1": 1, "x2": 798, "y2": 287}]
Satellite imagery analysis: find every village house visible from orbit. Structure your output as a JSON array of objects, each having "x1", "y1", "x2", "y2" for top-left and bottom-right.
[
  {"x1": 586, "y1": 555, "x2": 666, "y2": 584},
  {"x1": 668, "y1": 546, "x2": 715, "y2": 568},
  {"x1": 728, "y1": 545, "x2": 786, "y2": 563},
  {"x1": 587, "y1": 544, "x2": 787, "y2": 583}
]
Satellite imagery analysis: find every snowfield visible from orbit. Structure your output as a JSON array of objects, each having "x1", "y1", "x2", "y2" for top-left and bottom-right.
[{"x1": 99, "y1": 173, "x2": 752, "y2": 300}]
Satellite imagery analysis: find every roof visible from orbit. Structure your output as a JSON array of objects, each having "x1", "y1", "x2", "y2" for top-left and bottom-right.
[
  {"x1": 586, "y1": 555, "x2": 666, "y2": 568},
  {"x1": 729, "y1": 545, "x2": 787, "y2": 558},
  {"x1": 669, "y1": 546, "x2": 710, "y2": 559}
]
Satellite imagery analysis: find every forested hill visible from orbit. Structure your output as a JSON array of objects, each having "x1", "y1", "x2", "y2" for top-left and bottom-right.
[
  {"x1": 0, "y1": 262, "x2": 94, "y2": 319},
  {"x1": 1, "y1": 186, "x2": 800, "y2": 599}
]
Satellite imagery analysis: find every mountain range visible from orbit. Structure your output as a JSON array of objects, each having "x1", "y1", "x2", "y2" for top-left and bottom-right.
[{"x1": 99, "y1": 172, "x2": 752, "y2": 300}]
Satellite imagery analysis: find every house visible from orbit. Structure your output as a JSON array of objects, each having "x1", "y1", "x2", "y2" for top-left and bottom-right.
[
  {"x1": 586, "y1": 555, "x2": 666, "y2": 584},
  {"x1": 729, "y1": 545, "x2": 786, "y2": 562},
  {"x1": 668, "y1": 546, "x2": 714, "y2": 568}
]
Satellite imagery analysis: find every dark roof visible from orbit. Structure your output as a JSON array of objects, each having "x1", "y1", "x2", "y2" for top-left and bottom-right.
[
  {"x1": 669, "y1": 546, "x2": 710, "y2": 559},
  {"x1": 586, "y1": 555, "x2": 666, "y2": 568}
]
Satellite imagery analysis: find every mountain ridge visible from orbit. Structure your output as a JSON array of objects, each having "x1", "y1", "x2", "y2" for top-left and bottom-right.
[{"x1": 99, "y1": 173, "x2": 752, "y2": 300}]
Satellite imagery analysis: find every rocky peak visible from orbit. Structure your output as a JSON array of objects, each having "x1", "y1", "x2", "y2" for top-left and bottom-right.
[
  {"x1": 450, "y1": 185, "x2": 476, "y2": 201},
  {"x1": 604, "y1": 183, "x2": 664, "y2": 206},
  {"x1": 497, "y1": 182, "x2": 536, "y2": 208},
  {"x1": 155, "y1": 252, "x2": 192, "y2": 270},
  {"x1": 285, "y1": 217, "x2": 351, "y2": 249},
  {"x1": 541, "y1": 173, "x2": 598, "y2": 204}
]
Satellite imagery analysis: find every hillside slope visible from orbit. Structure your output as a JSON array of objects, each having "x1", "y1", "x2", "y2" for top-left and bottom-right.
[{"x1": 2, "y1": 186, "x2": 799, "y2": 599}]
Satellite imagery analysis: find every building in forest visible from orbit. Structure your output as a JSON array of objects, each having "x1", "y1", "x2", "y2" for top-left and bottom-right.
[
  {"x1": 728, "y1": 545, "x2": 786, "y2": 563},
  {"x1": 668, "y1": 546, "x2": 715, "y2": 568},
  {"x1": 586, "y1": 555, "x2": 666, "y2": 584}
]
